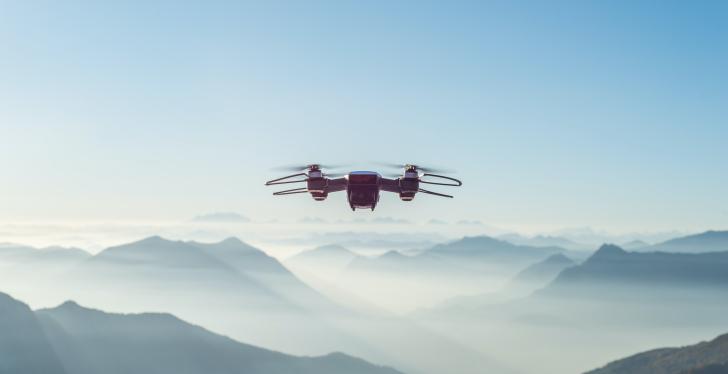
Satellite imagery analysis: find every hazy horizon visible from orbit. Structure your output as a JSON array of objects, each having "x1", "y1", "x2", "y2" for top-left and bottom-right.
[{"x1": 0, "y1": 217, "x2": 704, "y2": 256}]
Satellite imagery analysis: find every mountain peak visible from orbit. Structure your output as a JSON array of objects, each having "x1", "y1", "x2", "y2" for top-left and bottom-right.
[
  {"x1": 303, "y1": 244, "x2": 356, "y2": 258},
  {"x1": 543, "y1": 253, "x2": 574, "y2": 265},
  {"x1": 380, "y1": 250, "x2": 406, "y2": 259},
  {"x1": 220, "y1": 237, "x2": 245, "y2": 245},
  {"x1": 463, "y1": 235, "x2": 502, "y2": 244},
  {"x1": 55, "y1": 300, "x2": 84, "y2": 310},
  {"x1": 137, "y1": 235, "x2": 171, "y2": 244},
  {"x1": 589, "y1": 244, "x2": 627, "y2": 260}
]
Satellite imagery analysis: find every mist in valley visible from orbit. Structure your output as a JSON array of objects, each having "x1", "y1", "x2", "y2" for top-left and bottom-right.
[{"x1": 3, "y1": 226, "x2": 728, "y2": 374}]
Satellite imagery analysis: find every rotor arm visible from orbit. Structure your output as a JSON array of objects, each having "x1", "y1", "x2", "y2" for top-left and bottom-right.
[
  {"x1": 378, "y1": 177, "x2": 401, "y2": 194},
  {"x1": 325, "y1": 177, "x2": 349, "y2": 193}
]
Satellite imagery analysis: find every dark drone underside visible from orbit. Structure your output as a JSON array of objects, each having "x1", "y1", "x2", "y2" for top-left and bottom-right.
[{"x1": 265, "y1": 164, "x2": 462, "y2": 211}]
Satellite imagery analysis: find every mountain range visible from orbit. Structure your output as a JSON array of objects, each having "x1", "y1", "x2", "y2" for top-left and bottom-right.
[
  {"x1": 641, "y1": 231, "x2": 728, "y2": 253},
  {"x1": 0, "y1": 291, "x2": 401, "y2": 374},
  {"x1": 0, "y1": 236, "x2": 502, "y2": 374},
  {"x1": 285, "y1": 235, "x2": 565, "y2": 313},
  {"x1": 586, "y1": 332, "x2": 728, "y2": 374},
  {"x1": 542, "y1": 244, "x2": 728, "y2": 298},
  {"x1": 497, "y1": 233, "x2": 589, "y2": 251},
  {"x1": 0, "y1": 243, "x2": 90, "y2": 268}
]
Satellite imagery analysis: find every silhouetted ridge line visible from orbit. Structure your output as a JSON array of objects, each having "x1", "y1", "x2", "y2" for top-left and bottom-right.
[{"x1": 0, "y1": 291, "x2": 403, "y2": 374}]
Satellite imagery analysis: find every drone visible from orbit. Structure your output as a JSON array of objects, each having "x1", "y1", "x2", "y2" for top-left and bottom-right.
[{"x1": 265, "y1": 163, "x2": 462, "y2": 211}]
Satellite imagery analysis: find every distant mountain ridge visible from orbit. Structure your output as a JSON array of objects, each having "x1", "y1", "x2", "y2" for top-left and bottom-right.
[
  {"x1": 420, "y1": 235, "x2": 565, "y2": 275},
  {"x1": 586, "y1": 332, "x2": 728, "y2": 374},
  {"x1": 419, "y1": 253, "x2": 576, "y2": 313},
  {"x1": 0, "y1": 291, "x2": 401, "y2": 374},
  {"x1": 508, "y1": 253, "x2": 575, "y2": 290},
  {"x1": 286, "y1": 244, "x2": 360, "y2": 274},
  {"x1": 543, "y1": 244, "x2": 728, "y2": 295},
  {"x1": 498, "y1": 233, "x2": 588, "y2": 251},
  {"x1": 428, "y1": 235, "x2": 564, "y2": 255},
  {"x1": 79, "y1": 236, "x2": 338, "y2": 313},
  {"x1": 644, "y1": 231, "x2": 728, "y2": 253},
  {"x1": 0, "y1": 243, "x2": 90, "y2": 265}
]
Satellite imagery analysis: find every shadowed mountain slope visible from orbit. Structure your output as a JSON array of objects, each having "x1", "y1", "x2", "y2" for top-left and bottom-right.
[
  {"x1": 586, "y1": 332, "x2": 728, "y2": 374},
  {"x1": 509, "y1": 253, "x2": 576, "y2": 289},
  {"x1": 188, "y1": 237, "x2": 337, "y2": 311},
  {"x1": 543, "y1": 244, "x2": 728, "y2": 296},
  {"x1": 0, "y1": 292, "x2": 66, "y2": 374},
  {"x1": 79, "y1": 236, "x2": 334, "y2": 308},
  {"x1": 36, "y1": 300, "x2": 402, "y2": 374},
  {"x1": 0, "y1": 291, "x2": 402, "y2": 374}
]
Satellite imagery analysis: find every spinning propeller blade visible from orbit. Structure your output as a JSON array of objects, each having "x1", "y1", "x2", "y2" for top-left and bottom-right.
[
  {"x1": 372, "y1": 162, "x2": 455, "y2": 174},
  {"x1": 272, "y1": 163, "x2": 349, "y2": 172}
]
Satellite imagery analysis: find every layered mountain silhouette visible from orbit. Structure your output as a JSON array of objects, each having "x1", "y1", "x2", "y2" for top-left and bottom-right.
[
  {"x1": 498, "y1": 233, "x2": 588, "y2": 251},
  {"x1": 78, "y1": 236, "x2": 330, "y2": 310},
  {"x1": 542, "y1": 244, "x2": 728, "y2": 297},
  {"x1": 586, "y1": 332, "x2": 728, "y2": 374},
  {"x1": 286, "y1": 244, "x2": 360, "y2": 278},
  {"x1": 0, "y1": 291, "x2": 401, "y2": 374},
  {"x1": 0, "y1": 236, "x2": 500, "y2": 374},
  {"x1": 420, "y1": 242, "x2": 728, "y2": 325},
  {"x1": 508, "y1": 253, "x2": 576, "y2": 291},
  {"x1": 5, "y1": 236, "x2": 358, "y2": 358},
  {"x1": 343, "y1": 235, "x2": 565, "y2": 279},
  {"x1": 0, "y1": 243, "x2": 89, "y2": 267},
  {"x1": 421, "y1": 235, "x2": 565, "y2": 274},
  {"x1": 421, "y1": 253, "x2": 576, "y2": 312},
  {"x1": 620, "y1": 239, "x2": 649, "y2": 250},
  {"x1": 284, "y1": 236, "x2": 565, "y2": 313},
  {"x1": 642, "y1": 231, "x2": 728, "y2": 254}
]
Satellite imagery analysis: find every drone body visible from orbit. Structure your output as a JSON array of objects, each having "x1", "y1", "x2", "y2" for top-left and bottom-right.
[{"x1": 265, "y1": 164, "x2": 462, "y2": 211}]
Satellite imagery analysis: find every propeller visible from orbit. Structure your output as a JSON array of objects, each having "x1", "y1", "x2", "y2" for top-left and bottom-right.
[
  {"x1": 272, "y1": 163, "x2": 349, "y2": 172},
  {"x1": 372, "y1": 162, "x2": 455, "y2": 174}
]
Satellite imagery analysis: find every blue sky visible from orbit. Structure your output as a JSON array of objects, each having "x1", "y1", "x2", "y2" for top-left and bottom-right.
[{"x1": 1, "y1": 1, "x2": 726, "y2": 232}]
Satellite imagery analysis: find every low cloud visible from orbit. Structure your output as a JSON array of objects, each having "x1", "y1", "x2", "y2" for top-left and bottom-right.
[
  {"x1": 456, "y1": 219, "x2": 483, "y2": 225},
  {"x1": 298, "y1": 216, "x2": 328, "y2": 224},
  {"x1": 191, "y1": 212, "x2": 251, "y2": 223},
  {"x1": 428, "y1": 219, "x2": 448, "y2": 225},
  {"x1": 370, "y1": 217, "x2": 411, "y2": 225}
]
